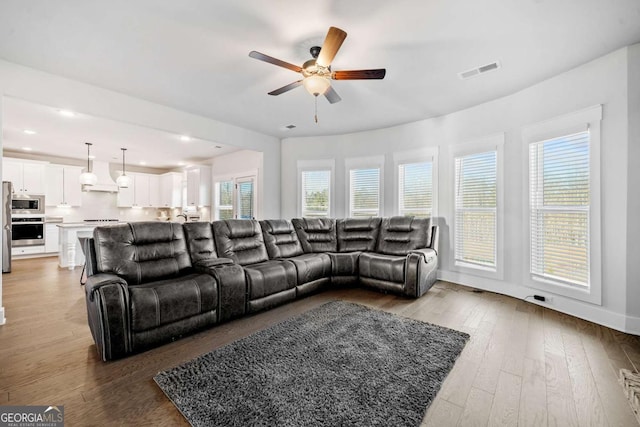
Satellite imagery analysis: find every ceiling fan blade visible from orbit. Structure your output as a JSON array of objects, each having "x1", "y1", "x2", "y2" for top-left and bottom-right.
[
  {"x1": 268, "y1": 80, "x2": 303, "y2": 96},
  {"x1": 316, "y1": 27, "x2": 347, "y2": 68},
  {"x1": 249, "y1": 51, "x2": 302, "y2": 73},
  {"x1": 332, "y1": 69, "x2": 386, "y2": 80},
  {"x1": 324, "y1": 86, "x2": 342, "y2": 104}
]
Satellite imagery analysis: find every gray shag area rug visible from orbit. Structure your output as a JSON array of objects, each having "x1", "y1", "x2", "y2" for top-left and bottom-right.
[{"x1": 154, "y1": 301, "x2": 469, "y2": 427}]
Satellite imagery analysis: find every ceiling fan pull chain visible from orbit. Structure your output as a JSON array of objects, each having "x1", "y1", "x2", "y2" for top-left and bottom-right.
[{"x1": 314, "y1": 95, "x2": 319, "y2": 123}]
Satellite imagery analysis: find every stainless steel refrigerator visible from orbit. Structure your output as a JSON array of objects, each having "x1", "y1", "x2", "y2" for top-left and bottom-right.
[{"x1": 2, "y1": 181, "x2": 11, "y2": 273}]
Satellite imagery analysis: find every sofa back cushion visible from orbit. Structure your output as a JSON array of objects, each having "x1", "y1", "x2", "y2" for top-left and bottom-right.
[
  {"x1": 93, "y1": 222, "x2": 192, "y2": 285},
  {"x1": 260, "y1": 219, "x2": 304, "y2": 259},
  {"x1": 292, "y1": 218, "x2": 338, "y2": 253},
  {"x1": 183, "y1": 222, "x2": 218, "y2": 263},
  {"x1": 376, "y1": 216, "x2": 431, "y2": 256},
  {"x1": 337, "y1": 218, "x2": 381, "y2": 252},
  {"x1": 212, "y1": 219, "x2": 269, "y2": 266}
]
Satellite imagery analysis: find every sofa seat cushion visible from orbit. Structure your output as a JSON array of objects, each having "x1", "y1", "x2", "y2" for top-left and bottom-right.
[
  {"x1": 358, "y1": 252, "x2": 405, "y2": 284},
  {"x1": 245, "y1": 260, "x2": 297, "y2": 300},
  {"x1": 129, "y1": 273, "x2": 218, "y2": 332},
  {"x1": 329, "y1": 252, "x2": 361, "y2": 276},
  {"x1": 287, "y1": 253, "x2": 332, "y2": 284}
]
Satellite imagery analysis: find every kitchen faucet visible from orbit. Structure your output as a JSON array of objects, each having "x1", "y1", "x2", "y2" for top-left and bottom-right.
[{"x1": 177, "y1": 213, "x2": 187, "y2": 221}]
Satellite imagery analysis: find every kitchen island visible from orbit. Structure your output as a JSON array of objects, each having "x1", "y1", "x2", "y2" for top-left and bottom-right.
[{"x1": 57, "y1": 222, "x2": 123, "y2": 269}]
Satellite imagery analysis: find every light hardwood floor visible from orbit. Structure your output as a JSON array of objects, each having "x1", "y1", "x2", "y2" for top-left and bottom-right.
[{"x1": 1, "y1": 257, "x2": 639, "y2": 426}]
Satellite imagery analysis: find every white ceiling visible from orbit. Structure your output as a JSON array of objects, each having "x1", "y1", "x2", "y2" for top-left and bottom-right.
[
  {"x1": 2, "y1": 97, "x2": 238, "y2": 169},
  {"x1": 0, "y1": 0, "x2": 639, "y2": 141}
]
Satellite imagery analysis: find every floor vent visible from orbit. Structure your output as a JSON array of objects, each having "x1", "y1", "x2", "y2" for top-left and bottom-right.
[{"x1": 458, "y1": 61, "x2": 500, "y2": 80}]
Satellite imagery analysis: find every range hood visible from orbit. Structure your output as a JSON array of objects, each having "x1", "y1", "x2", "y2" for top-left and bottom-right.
[{"x1": 82, "y1": 161, "x2": 119, "y2": 192}]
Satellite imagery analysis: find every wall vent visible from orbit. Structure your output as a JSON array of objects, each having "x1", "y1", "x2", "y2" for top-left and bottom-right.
[{"x1": 458, "y1": 61, "x2": 500, "y2": 80}]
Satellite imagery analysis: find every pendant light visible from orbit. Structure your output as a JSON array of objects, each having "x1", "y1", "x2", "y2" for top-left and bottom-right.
[
  {"x1": 79, "y1": 142, "x2": 98, "y2": 186},
  {"x1": 116, "y1": 148, "x2": 132, "y2": 188}
]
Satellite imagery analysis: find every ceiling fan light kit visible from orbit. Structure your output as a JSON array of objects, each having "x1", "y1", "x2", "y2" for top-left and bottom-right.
[{"x1": 249, "y1": 26, "x2": 385, "y2": 122}]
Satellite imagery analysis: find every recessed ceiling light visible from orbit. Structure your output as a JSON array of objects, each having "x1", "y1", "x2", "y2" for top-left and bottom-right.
[
  {"x1": 22, "y1": 147, "x2": 33, "y2": 151},
  {"x1": 180, "y1": 135, "x2": 191, "y2": 142},
  {"x1": 58, "y1": 109, "x2": 76, "y2": 117},
  {"x1": 177, "y1": 161, "x2": 185, "y2": 166},
  {"x1": 139, "y1": 161, "x2": 147, "y2": 166},
  {"x1": 23, "y1": 129, "x2": 37, "y2": 135}
]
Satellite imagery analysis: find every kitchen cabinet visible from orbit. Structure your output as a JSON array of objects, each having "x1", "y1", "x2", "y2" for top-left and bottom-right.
[
  {"x1": 116, "y1": 172, "x2": 161, "y2": 208},
  {"x1": 148, "y1": 175, "x2": 161, "y2": 208},
  {"x1": 185, "y1": 166, "x2": 211, "y2": 207},
  {"x1": 2, "y1": 159, "x2": 46, "y2": 194},
  {"x1": 45, "y1": 165, "x2": 83, "y2": 206},
  {"x1": 159, "y1": 172, "x2": 182, "y2": 208},
  {"x1": 45, "y1": 223, "x2": 60, "y2": 253}
]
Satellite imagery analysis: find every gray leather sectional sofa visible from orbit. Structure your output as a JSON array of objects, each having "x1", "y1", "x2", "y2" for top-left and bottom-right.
[{"x1": 84, "y1": 217, "x2": 439, "y2": 361}]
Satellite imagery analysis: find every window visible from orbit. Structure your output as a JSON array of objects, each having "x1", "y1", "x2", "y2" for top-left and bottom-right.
[
  {"x1": 530, "y1": 132, "x2": 590, "y2": 286},
  {"x1": 346, "y1": 156, "x2": 384, "y2": 218},
  {"x1": 297, "y1": 159, "x2": 334, "y2": 217},
  {"x1": 350, "y1": 168, "x2": 380, "y2": 217},
  {"x1": 301, "y1": 170, "x2": 331, "y2": 217},
  {"x1": 523, "y1": 105, "x2": 601, "y2": 304},
  {"x1": 236, "y1": 176, "x2": 255, "y2": 219},
  {"x1": 215, "y1": 180, "x2": 234, "y2": 220},
  {"x1": 214, "y1": 174, "x2": 257, "y2": 220},
  {"x1": 454, "y1": 150, "x2": 497, "y2": 269},
  {"x1": 399, "y1": 161, "x2": 433, "y2": 218}
]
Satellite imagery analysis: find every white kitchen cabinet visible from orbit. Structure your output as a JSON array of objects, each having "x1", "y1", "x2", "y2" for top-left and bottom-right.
[
  {"x1": 45, "y1": 223, "x2": 60, "y2": 253},
  {"x1": 148, "y1": 175, "x2": 161, "y2": 208},
  {"x1": 116, "y1": 173, "x2": 135, "y2": 207},
  {"x1": 116, "y1": 172, "x2": 161, "y2": 208},
  {"x1": 160, "y1": 172, "x2": 183, "y2": 208},
  {"x1": 45, "y1": 165, "x2": 83, "y2": 206},
  {"x1": 2, "y1": 159, "x2": 46, "y2": 194},
  {"x1": 185, "y1": 166, "x2": 211, "y2": 207},
  {"x1": 134, "y1": 174, "x2": 150, "y2": 207}
]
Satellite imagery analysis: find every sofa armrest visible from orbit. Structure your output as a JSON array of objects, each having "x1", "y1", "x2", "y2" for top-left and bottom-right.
[
  {"x1": 194, "y1": 257, "x2": 235, "y2": 268},
  {"x1": 404, "y1": 248, "x2": 438, "y2": 298},
  {"x1": 84, "y1": 274, "x2": 131, "y2": 361},
  {"x1": 193, "y1": 263, "x2": 247, "y2": 322},
  {"x1": 409, "y1": 248, "x2": 437, "y2": 263}
]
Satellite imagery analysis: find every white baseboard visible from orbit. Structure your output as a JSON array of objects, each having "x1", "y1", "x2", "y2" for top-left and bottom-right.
[
  {"x1": 0, "y1": 307, "x2": 5, "y2": 325},
  {"x1": 437, "y1": 270, "x2": 640, "y2": 336}
]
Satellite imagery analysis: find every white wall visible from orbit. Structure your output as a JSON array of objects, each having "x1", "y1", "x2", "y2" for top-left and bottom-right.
[
  {"x1": 626, "y1": 44, "x2": 640, "y2": 327},
  {"x1": 0, "y1": 59, "x2": 282, "y2": 323},
  {"x1": 209, "y1": 149, "x2": 264, "y2": 219},
  {"x1": 281, "y1": 45, "x2": 639, "y2": 333}
]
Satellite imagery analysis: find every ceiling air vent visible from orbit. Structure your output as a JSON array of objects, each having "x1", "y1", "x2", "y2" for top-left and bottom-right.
[
  {"x1": 285, "y1": 124, "x2": 296, "y2": 130},
  {"x1": 458, "y1": 61, "x2": 500, "y2": 80}
]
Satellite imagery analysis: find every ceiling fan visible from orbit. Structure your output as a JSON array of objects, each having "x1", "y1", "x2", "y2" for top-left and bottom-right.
[{"x1": 249, "y1": 26, "x2": 386, "y2": 105}]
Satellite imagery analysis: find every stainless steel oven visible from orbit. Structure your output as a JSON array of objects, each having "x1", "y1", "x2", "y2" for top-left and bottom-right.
[
  {"x1": 11, "y1": 216, "x2": 45, "y2": 247},
  {"x1": 11, "y1": 194, "x2": 45, "y2": 215}
]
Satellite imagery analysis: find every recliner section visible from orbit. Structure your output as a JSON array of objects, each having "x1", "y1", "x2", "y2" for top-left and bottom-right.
[{"x1": 84, "y1": 216, "x2": 439, "y2": 361}]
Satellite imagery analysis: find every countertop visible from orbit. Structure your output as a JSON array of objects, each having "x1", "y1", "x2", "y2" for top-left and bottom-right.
[{"x1": 56, "y1": 222, "x2": 126, "y2": 228}]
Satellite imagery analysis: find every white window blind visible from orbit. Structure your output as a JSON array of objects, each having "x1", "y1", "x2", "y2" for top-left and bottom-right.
[
  {"x1": 350, "y1": 168, "x2": 380, "y2": 217},
  {"x1": 399, "y1": 161, "x2": 432, "y2": 218},
  {"x1": 301, "y1": 170, "x2": 330, "y2": 217},
  {"x1": 216, "y1": 180, "x2": 234, "y2": 220},
  {"x1": 237, "y1": 179, "x2": 254, "y2": 219},
  {"x1": 529, "y1": 131, "x2": 590, "y2": 288},
  {"x1": 454, "y1": 150, "x2": 497, "y2": 268}
]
